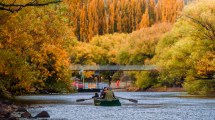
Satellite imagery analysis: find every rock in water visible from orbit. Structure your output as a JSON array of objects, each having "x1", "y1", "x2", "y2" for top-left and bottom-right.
[
  {"x1": 35, "y1": 111, "x2": 50, "y2": 118},
  {"x1": 21, "y1": 111, "x2": 32, "y2": 118}
]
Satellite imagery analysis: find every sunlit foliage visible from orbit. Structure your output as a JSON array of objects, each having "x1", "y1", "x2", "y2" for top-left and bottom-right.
[
  {"x1": 154, "y1": 0, "x2": 215, "y2": 95},
  {"x1": 0, "y1": 0, "x2": 213, "y2": 96},
  {"x1": 135, "y1": 71, "x2": 158, "y2": 90},
  {"x1": 90, "y1": 33, "x2": 128, "y2": 64},
  {"x1": 0, "y1": 0, "x2": 63, "y2": 13},
  {"x1": 0, "y1": 3, "x2": 75, "y2": 95},
  {"x1": 65, "y1": 0, "x2": 184, "y2": 41},
  {"x1": 75, "y1": 23, "x2": 171, "y2": 89},
  {"x1": 117, "y1": 23, "x2": 172, "y2": 65}
]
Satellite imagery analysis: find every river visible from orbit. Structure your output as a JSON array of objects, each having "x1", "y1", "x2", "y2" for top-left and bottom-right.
[{"x1": 15, "y1": 92, "x2": 215, "y2": 120}]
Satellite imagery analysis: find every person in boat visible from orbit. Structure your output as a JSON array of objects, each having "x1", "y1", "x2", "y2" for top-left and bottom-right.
[
  {"x1": 92, "y1": 92, "x2": 99, "y2": 98},
  {"x1": 104, "y1": 87, "x2": 116, "y2": 100},
  {"x1": 100, "y1": 87, "x2": 107, "y2": 99}
]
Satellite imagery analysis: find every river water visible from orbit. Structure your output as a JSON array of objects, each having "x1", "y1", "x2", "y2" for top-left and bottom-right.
[{"x1": 15, "y1": 92, "x2": 215, "y2": 120}]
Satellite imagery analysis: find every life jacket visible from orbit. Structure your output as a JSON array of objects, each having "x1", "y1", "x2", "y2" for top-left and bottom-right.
[{"x1": 104, "y1": 90, "x2": 115, "y2": 100}]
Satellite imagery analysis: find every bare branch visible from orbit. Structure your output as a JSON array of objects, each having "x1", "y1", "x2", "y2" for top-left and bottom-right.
[
  {"x1": 0, "y1": 6, "x2": 14, "y2": 13},
  {"x1": 0, "y1": 0, "x2": 63, "y2": 13},
  {"x1": 9, "y1": 0, "x2": 16, "y2": 10}
]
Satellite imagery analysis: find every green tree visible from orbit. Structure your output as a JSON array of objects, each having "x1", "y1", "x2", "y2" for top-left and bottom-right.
[
  {"x1": 90, "y1": 33, "x2": 128, "y2": 64},
  {"x1": 117, "y1": 23, "x2": 172, "y2": 65},
  {"x1": 135, "y1": 71, "x2": 158, "y2": 90},
  {"x1": 154, "y1": 0, "x2": 215, "y2": 95}
]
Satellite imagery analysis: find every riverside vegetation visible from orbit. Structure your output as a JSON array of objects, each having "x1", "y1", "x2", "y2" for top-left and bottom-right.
[{"x1": 0, "y1": 0, "x2": 214, "y2": 99}]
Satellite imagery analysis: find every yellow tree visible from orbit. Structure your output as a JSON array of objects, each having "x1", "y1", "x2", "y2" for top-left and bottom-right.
[
  {"x1": 148, "y1": 0, "x2": 156, "y2": 25},
  {"x1": 116, "y1": 0, "x2": 122, "y2": 32},
  {"x1": 139, "y1": 7, "x2": 150, "y2": 28},
  {"x1": 64, "y1": 0, "x2": 81, "y2": 40},
  {"x1": 195, "y1": 51, "x2": 215, "y2": 78},
  {"x1": 121, "y1": 0, "x2": 130, "y2": 32},
  {"x1": 0, "y1": 4, "x2": 75, "y2": 94},
  {"x1": 134, "y1": 0, "x2": 144, "y2": 30},
  {"x1": 156, "y1": 0, "x2": 184, "y2": 23},
  {"x1": 80, "y1": 4, "x2": 88, "y2": 42},
  {"x1": 88, "y1": 0, "x2": 99, "y2": 40},
  {"x1": 155, "y1": 0, "x2": 215, "y2": 95},
  {"x1": 0, "y1": 0, "x2": 62, "y2": 13},
  {"x1": 108, "y1": 0, "x2": 115, "y2": 33},
  {"x1": 97, "y1": 0, "x2": 105, "y2": 35}
]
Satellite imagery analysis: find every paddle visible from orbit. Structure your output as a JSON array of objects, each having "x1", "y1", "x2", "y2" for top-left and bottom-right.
[
  {"x1": 76, "y1": 98, "x2": 93, "y2": 102},
  {"x1": 117, "y1": 97, "x2": 138, "y2": 103}
]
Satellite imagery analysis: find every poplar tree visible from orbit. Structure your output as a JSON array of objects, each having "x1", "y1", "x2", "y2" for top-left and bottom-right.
[
  {"x1": 65, "y1": 0, "x2": 185, "y2": 41},
  {"x1": 139, "y1": 7, "x2": 150, "y2": 28},
  {"x1": 156, "y1": 0, "x2": 184, "y2": 23}
]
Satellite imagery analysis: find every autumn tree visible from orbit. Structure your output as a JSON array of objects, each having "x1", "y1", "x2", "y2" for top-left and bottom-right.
[
  {"x1": 156, "y1": 0, "x2": 184, "y2": 23},
  {"x1": 139, "y1": 7, "x2": 150, "y2": 28},
  {"x1": 80, "y1": 4, "x2": 88, "y2": 41},
  {"x1": 154, "y1": 0, "x2": 215, "y2": 95},
  {"x1": 0, "y1": 0, "x2": 62, "y2": 13},
  {"x1": 117, "y1": 23, "x2": 172, "y2": 65},
  {"x1": 0, "y1": 3, "x2": 75, "y2": 95},
  {"x1": 84, "y1": 23, "x2": 172, "y2": 90},
  {"x1": 90, "y1": 33, "x2": 128, "y2": 64},
  {"x1": 108, "y1": 0, "x2": 115, "y2": 33},
  {"x1": 148, "y1": 0, "x2": 156, "y2": 25},
  {"x1": 65, "y1": 0, "x2": 185, "y2": 41}
]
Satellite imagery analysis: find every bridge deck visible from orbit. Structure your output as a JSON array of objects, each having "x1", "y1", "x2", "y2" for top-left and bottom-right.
[{"x1": 70, "y1": 65, "x2": 156, "y2": 71}]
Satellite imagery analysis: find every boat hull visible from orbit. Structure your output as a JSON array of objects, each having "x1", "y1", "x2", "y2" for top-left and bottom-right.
[{"x1": 94, "y1": 99, "x2": 121, "y2": 106}]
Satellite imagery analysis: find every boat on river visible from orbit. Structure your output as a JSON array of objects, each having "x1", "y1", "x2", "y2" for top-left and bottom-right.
[{"x1": 94, "y1": 98, "x2": 121, "y2": 106}]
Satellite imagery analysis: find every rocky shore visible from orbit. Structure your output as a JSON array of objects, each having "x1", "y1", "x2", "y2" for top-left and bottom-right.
[{"x1": 0, "y1": 99, "x2": 50, "y2": 120}]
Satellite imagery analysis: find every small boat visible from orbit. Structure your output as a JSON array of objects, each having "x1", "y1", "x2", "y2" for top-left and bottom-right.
[{"x1": 94, "y1": 98, "x2": 121, "y2": 106}]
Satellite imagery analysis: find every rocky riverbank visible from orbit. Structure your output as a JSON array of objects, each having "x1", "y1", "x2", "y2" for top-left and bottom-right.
[{"x1": 0, "y1": 99, "x2": 50, "y2": 120}]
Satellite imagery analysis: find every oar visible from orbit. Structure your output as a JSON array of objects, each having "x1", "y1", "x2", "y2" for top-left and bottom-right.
[
  {"x1": 117, "y1": 97, "x2": 138, "y2": 103},
  {"x1": 76, "y1": 98, "x2": 93, "y2": 102}
]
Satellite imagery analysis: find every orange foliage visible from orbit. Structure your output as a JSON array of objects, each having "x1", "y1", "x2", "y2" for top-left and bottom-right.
[
  {"x1": 0, "y1": 5, "x2": 74, "y2": 93},
  {"x1": 65, "y1": 0, "x2": 184, "y2": 41},
  {"x1": 156, "y1": 0, "x2": 184, "y2": 23},
  {"x1": 195, "y1": 51, "x2": 215, "y2": 78}
]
